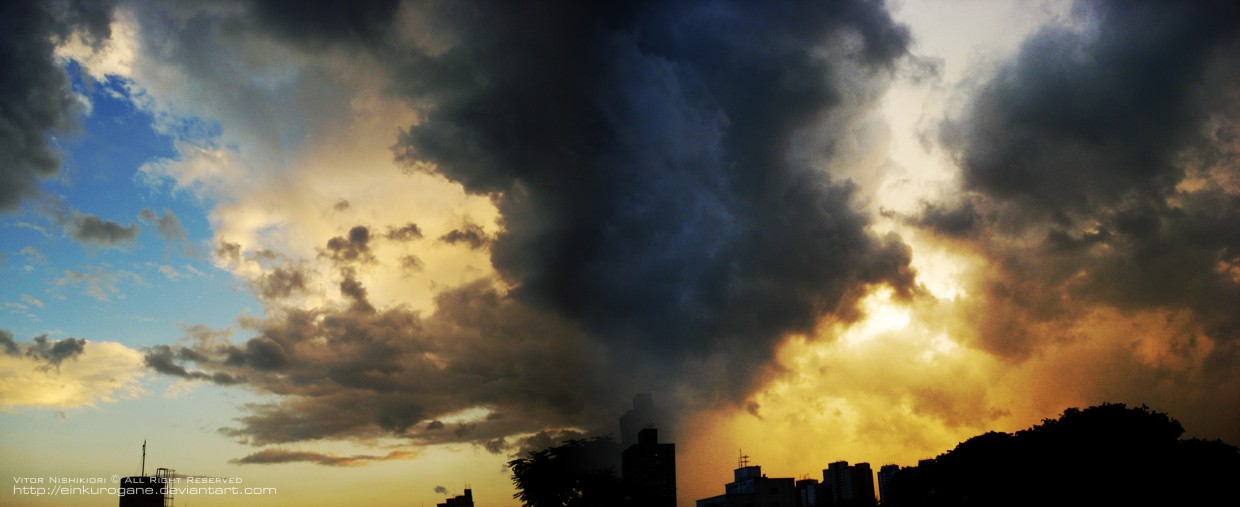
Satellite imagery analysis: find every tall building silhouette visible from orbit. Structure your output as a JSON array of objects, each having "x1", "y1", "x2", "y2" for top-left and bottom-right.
[
  {"x1": 697, "y1": 460, "x2": 796, "y2": 507},
  {"x1": 822, "y1": 461, "x2": 876, "y2": 507},
  {"x1": 619, "y1": 393, "x2": 668, "y2": 447},
  {"x1": 876, "y1": 465, "x2": 899, "y2": 505},
  {"x1": 119, "y1": 442, "x2": 171, "y2": 507},
  {"x1": 118, "y1": 476, "x2": 167, "y2": 507},
  {"x1": 622, "y1": 427, "x2": 676, "y2": 507},
  {"x1": 797, "y1": 477, "x2": 824, "y2": 507}
]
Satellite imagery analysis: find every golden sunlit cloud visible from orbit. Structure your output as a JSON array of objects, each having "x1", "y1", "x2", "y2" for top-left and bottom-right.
[{"x1": 0, "y1": 341, "x2": 145, "y2": 409}]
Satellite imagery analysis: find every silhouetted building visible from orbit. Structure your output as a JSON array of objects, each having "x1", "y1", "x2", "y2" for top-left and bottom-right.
[
  {"x1": 697, "y1": 464, "x2": 796, "y2": 507},
  {"x1": 823, "y1": 461, "x2": 875, "y2": 507},
  {"x1": 797, "y1": 478, "x2": 824, "y2": 507},
  {"x1": 437, "y1": 488, "x2": 473, "y2": 507},
  {"x1": 118, "y1": 468, "x2": 173, "y2": 507},
  {"x1": 876, "y1": 465, "x2": 899, "y2": 504},
  {"x1": 619, "y1": 393, "x2": 668, "y2": 447},
  {"x1": 622, "y1": 427, "x2": 676, "y2": 507},
  {"x1": 118, "y1": 477, "x2": 163, "y2": 507}
]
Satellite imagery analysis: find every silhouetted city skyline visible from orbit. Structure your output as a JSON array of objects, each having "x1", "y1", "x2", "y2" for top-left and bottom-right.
[{"x1": 500, "y1": 402, "x2": 1240, "y2": 507}]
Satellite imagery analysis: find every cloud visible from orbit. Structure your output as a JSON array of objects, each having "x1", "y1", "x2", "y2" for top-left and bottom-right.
[
  {"x1": 157, "y1": 265, "x2": 182, "y2": 280},
  {"x1": 118, "y1": 0, "x2": 933, "y2": 459},
  {"x1": 230, "y1": 447, "x2": 415, "y2": 467},
  {"x1": 256, "y1": 266, "x2": 309, "y2": 300},
  {"x1": 146, "y1": 278, "x2": 619, "y2": 448},
  {"x1": 399, "y1": 255, "x2": 423, "y2": 273},
  {"x1": 66, "y1": 212, "x2": 138, "y2": 248},
  {"x1": 941, "y1": 0, "x2": 1240, "y2": 215},
  {"x1": 0, "y1": 0, "x2": 116, "y2": 212},
  {"x1": 25, "y1": 334, "x2": 86, "y2": 371},
  {"x1": 19, "y1": 246, "x2": 46, "y2": 264},
  {"x1": 139, "y1": 208, "x2": 188, "y2": 243},
  {"x1": 389, "y1": 0, "x2": 915, "y2": 406},
  {"x1": 20, "y1": 294, "x2": 45, "y2": 309},
  {"x1": 144, "y1": 344, "x2": 245, "y2": 385},
  {"x1": 0, "y1": 330, "x2": 19, "y2": 356},
  {"x1": 54, "y1": 265, "x2": 144, "y2": 301},
  {"x1": 321, "y1": 226, "x2": 375, "y2": 264},
  {"x1": 924, "y1": 0, "x2": 1240, "y2": 361},
  {"x1": 846, "y1": 0, "x2": 1240, "y2": 450},
  {"x1": 0, "y1": 330, "x2": 145, "y2": 409},
  {"x1": 384, "y1": 223, "x2": 423, "y2": 241},
  {"x1": 437, "y1": 223, "x2": 488, "y2": 250}
]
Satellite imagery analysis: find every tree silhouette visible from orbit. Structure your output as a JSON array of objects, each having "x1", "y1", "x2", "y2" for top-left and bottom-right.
[
  {"x1": 883, "y1": 403, "x2": 1240, "y2": 507},
  {"x1": 509, "y1": 436, "x2": 624, "y2": 507}
]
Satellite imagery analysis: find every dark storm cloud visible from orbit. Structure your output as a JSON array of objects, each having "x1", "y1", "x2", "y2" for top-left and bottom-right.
[
  {"x1": 143, "y1": 0, "x2": 917, "y2": 453},
  {"x1": 942, "y1": 0, "x2": 1239, "y2": 214},
  {"x1": 928, "y1": 0, "x2": 1240, "y2": 359},
  {"x1": 900, "y1": 200, "x2": 981, "y2": 238},
  {"x1": 392, "y1": 0, "x2": 914, "y2": 401},
  {"x1": 246, "y1": 0, "x2": 401, "y2": 51},
  {"x1": 66, "y1": 212, "x2": 138, "y2": 247},
  {"x1": 0, "y1": 0, "x2": 116, "y2": 212}
]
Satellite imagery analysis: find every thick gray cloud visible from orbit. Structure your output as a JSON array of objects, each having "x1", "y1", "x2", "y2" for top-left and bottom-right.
[
  {"x1": 0, "y1": 0, "x2": 116, "y2": 212},
  {"x1": 384, "y1": 222, "x2": 423, "y2": 241},
  {"x1": 246, "y1": 0, "x2": 401, "y2": 52},
  {"x1": 0, "y1": 332, "x2": 88, "y2": 371},
  {"x1": 142, "y1": 0, "x2": 920, "y2": 454},
  {"x1": 942, "y1": 0, "x2": 1239, "y2": 215},
  {"x1": 67, "y1": 212, "x2": 138, "y2": 247},
  {"x1": 0, "y1": 330, "x2": 20, "y2": 356},
  {"x1": 256, "y1": 266, "x2": 309, "y2": 300},
  {"x1": 149, "y1": 278, "x2": 614, "y2": 448},
  {"x1": 391, "y1": 0, "x2": 915, "y2": 401},
  {"x1": 321, "y1": 226, "x2": 374, "y2": 264},
  {"x1": 437, "y1": 223, "x2": 488, "y2": 250},
  {"x1": 145, "y1": 344, "x2": 244, "y2": 385},
  {"x1": 928, "y1": 0, "x2": 1240, "y2": 363}
]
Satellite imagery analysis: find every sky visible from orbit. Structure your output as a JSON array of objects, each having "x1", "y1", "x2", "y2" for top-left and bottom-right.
[{"x1": 2, "y1": 0, "x2": 1238, "y2": 506}]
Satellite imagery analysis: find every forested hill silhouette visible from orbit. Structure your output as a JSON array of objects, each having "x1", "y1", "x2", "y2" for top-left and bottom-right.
[{"x1": 883, "y1": 403, "x2": 1240, "y2": 507}]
